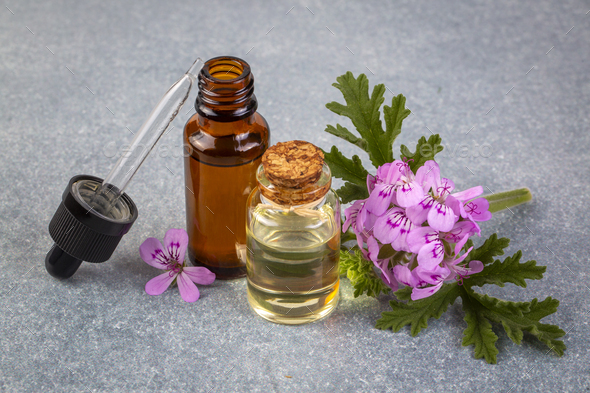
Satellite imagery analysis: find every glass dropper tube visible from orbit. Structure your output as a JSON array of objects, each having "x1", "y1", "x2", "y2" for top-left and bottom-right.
[
  {"x1": 101, "y1": 57, "x2": 203, "y2": 195},
  {"x1": 46, "y1": 57, "x2": 204, "y2": 279}
]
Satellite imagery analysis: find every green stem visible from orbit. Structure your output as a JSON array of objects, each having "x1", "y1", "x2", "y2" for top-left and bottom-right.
[{"x1": 484, "y1": 188, "x2": 532, "y2": 214}]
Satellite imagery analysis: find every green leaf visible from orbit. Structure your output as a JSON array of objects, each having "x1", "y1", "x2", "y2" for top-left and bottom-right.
[
  {"x1": 376, "y1": 283, "x2": 461, "y2": 336},
  {"x1": 460, "y1": 289, "x2": 500, "y2": 364},
  {"x1": 379, "y1": 94, "x2": 411, "y2": 164},
  {"x1": 335, "y1": 182, "x2": 369, "y2": 204},
  {"x1": 393, "y1": 286, "x2": 413, "y2": 301},
  {"x1": 466, "y1": 250, "x2": 546, "y2": 289},
  {"x1": 464, "y1": 233, "x2": 511, "y2": 266},
  {"x1": 339, "y1": 249, "x2": 391, "y2": 298},
  {"x1": 400, "y1": 134, "x2": 444, "y2": 172},
  {"x1": 326, "y1": 72, "x2": 391, "y2": 167},
  {"x1": 471, "y1": 291, "x2": 566, "y2": 357},
  {"x1": 322, "y1": 145, "x2": 369, "y2": 187},
  {"x1": 325, "y1": 124, "x2": 368, "y2": 151}
]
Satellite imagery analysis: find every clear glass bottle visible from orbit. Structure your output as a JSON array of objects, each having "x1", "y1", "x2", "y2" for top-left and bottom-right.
[
  {"x1": 184, "y1": 56, "x2": 270, "y2": 279},
  {"x1": 246, "y1": 141, "x2": 340, "y2": 324}
]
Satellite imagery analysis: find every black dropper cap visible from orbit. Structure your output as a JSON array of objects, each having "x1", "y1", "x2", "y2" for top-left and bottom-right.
[{"x1": 46, "y1": 174, "x2": 138, "y2": 279}]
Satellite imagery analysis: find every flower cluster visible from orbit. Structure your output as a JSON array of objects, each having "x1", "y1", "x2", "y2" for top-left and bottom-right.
[{"x1": 344, "y1": 160, "x2": 491, "y2": 300}]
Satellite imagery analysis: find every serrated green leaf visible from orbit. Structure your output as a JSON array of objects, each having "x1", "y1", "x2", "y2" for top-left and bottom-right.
[
  {"x1": 325, "y1": 124, "x2": 368, "y2": 151},
  {"x1": 400, "y1": 134, "x2": 444, "y2": 172},
  {"x1": 376, "y1": 283, "x2": 461, "y2": 336},
  {"x1": 469, "y1": 293, "x2": 531, "y2": 318},
  {"x1": 470, "y1": 291, "x2": 566, "y2": 357},
  {"x1": 322, "y1": 145, "x2": 369, "y2": 186},
  {"x1": 464, "y1": 233, "x2": 511, "y2": 266},
  {"x1": 466, "y1": 250, "x2": 546, "y2": 288},
  {"x1": 326, "y1": 72, "x2": 391, "y2": 167},
  {"x1": 525, "y1": 297, "x2": 561, "y2": 321},
  {"x1": 335, "y1": 182, "x2": 369, "y2": 204},
  {"x1": 460, "y1": 289, "x2": 499, "y2": 364},
  {"x1": 379, "y1": 94, "x2": 411, "y2": 164},
  {"x1": 339, "y1": 249, "x2": 390, "y2": 298},
  {"x1": 393, "y1": 286, "x2": 413, "y2": 301}
]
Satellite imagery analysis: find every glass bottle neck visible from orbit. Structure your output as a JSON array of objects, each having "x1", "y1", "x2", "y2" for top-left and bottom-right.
[
  {"x1": 195, "y1": 56, "x2": 258, "y2": 122},
  {"x1": 256, "y1": 164, "x2": 332, "y2": 206}
]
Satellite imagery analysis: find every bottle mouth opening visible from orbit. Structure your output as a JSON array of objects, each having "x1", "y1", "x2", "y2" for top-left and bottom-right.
[{"x1": 203, "y1": 57, "x2": 249, "y2": 82}]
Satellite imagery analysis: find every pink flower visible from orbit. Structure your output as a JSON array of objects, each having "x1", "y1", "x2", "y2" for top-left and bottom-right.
[
  {"x1": 139, "y1": 228, "x2": 215, "y2": 302},
  {"x1": 365, "y1": 160, "x2": 424, "y2": 215},
  {"x1": 393, "y1": 236, "x2": 483, "y2": 301}
]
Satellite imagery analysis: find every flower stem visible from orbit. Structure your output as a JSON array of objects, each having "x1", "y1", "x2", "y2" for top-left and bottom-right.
[{"x1": 484, "y1": 188, "x2": 532, "y2": 213}]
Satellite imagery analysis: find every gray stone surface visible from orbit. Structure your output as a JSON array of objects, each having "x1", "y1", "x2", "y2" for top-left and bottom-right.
[{"x1": 1, "y1": 0, "x2": 589, "y2": 391}]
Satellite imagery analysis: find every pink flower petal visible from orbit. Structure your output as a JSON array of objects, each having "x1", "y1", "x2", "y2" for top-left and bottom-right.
[
  {"x1": 468, "y1": 260, "x2": 484, "y2": 274},
  {"x1": 443, "y1": 221, "x2": 479, "y2": 244},
  {"x1": 366, "y1": 174, "x2": 376, "y2": 193},
  {"x1": 378, "y1": 162, "x2": 403, "y2": 184},
  {"x1": 139, "y1": 237, "x2": 169, "y2": 269},
  {"x1": 183, "y1": 266, "x2": 215, "y2": 285},
  {"x1": 373, "y1": 208, "x2": 405, "y2": 244},
  {"x1": 406, "y1": 226, "x2": 438, "y2": 254},
  {"x1": 393, "y1": 264, "x2": 418, "y2": 287},
  {"x1": 427, "y1": 201, "x2": 457, "y2": 232},
  {"x1": 145, "y1": 271, "x2": 176, "y2": 295},
  {"x1": 437, "y1": 178, "x2": 455, "y2": 196},
  {"x1": 366, "y1": 236, "x2": 381, "y2": 262},
  {"x1": 406, "y1": 196, "x2": 435, "y2": 226},
  {"x1": 453, "y1": 186, "x2": 483, "y2": 202},
  {"x1": 366, "y1": 184, "x2": 396, "y2": 216},
  {"x1": 464, "y1": 197, "x2": 492, "y2": 222},
  {"x1": 415, "y1": 265, "x2": 450, "y2": 285},
  {"x1": 164, "y1": 228, "x2": 189, "y2": 264},
  {"x1": 355, "y1": 203, "x2": 378, "y2": 236},
  {"x1": 343, "y1": 200, "x2": 363, "y2": 232},
  {"x1": 396, "y1": 181, "x2": 424, "y2": 208},
  {"x1": 415, "y1": 160, "x2": 440, "y2": 192},
  {"x1": 177, "y1": 272, "x2": 200, "y2": 302},
  {"x1": 417, "y1": 240, "x2": 445, "y2": 270},
  {"x1": 411, "y1": 281, "x2": 444, "y2": 300},
  {"x1": 376, "y1": 263, "x2": 398, "y2": 292}
]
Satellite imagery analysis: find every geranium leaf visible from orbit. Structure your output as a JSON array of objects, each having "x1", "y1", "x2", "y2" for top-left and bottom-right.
[
  {"x1": 393, "y1": 286, "x2": 413, "y2": 301},
  {"x1": 326, "y1": 72, "x2": 391, "y2": 167},
  {"x1": 464, "y1": 233, "x2": 511, "y2": 266},
  {"x1": 460, "y1": 289, "x2": 500, "y2": 364},
  {"x1": 470, "y1": 291, "x2": 566, "y2": 357},
  {"x1": 400, "y1": 134, "x2": 444, "y2": 172},
  {"x1": 325, "y1": 124, "x2": 368, "y2": 152},
  {"x1": 336, "y1": 182, "x2": 369, "y2": 204},
  {"x1": 466, "y1": 250, "x2": 546, "y2": 288},
  {"x1": 379, "y1": 93, "x2": 411, "y2": 163},
  {"x1": 376, "y1": 283, "x2": 461, "y2": 336},
  {"x1": 322, "y1": 145, "x2": 369, "y2": 187},
  {"x1": 339, "y1": 249, "x2": 391, "y2": 298}
]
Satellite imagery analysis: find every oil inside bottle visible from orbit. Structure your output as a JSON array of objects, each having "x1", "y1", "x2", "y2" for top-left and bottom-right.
[{"x1": 246, "y1": 196, "x2": 340, "y2": 324}]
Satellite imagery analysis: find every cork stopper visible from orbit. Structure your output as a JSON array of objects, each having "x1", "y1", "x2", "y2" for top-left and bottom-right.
[
  {"x1": 259, "y1": 141, "x2": 330, "y2": 206},
  {"x1": 262, "y1": 141, "x2": 324, "y2": 188}
]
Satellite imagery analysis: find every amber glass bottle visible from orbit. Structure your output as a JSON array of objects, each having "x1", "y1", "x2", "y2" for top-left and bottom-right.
[{"x1": 184, "y1": 56, "x2": 270, "y2": 279}]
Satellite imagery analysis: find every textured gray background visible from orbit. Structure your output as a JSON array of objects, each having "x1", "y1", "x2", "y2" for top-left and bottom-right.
[{"x1": 1, "y1": 0, "x2": 589, "y2": 392}]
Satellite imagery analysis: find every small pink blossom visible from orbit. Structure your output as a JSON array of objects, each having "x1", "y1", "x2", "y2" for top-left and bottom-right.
[{"x1": 139, "y1": 228, "x2": 215, "y2": 302}]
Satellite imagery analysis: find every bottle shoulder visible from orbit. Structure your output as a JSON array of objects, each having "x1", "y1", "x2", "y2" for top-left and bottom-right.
[{"x1": 184, "y1": 113, "x2": 270, "y2": 166}]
